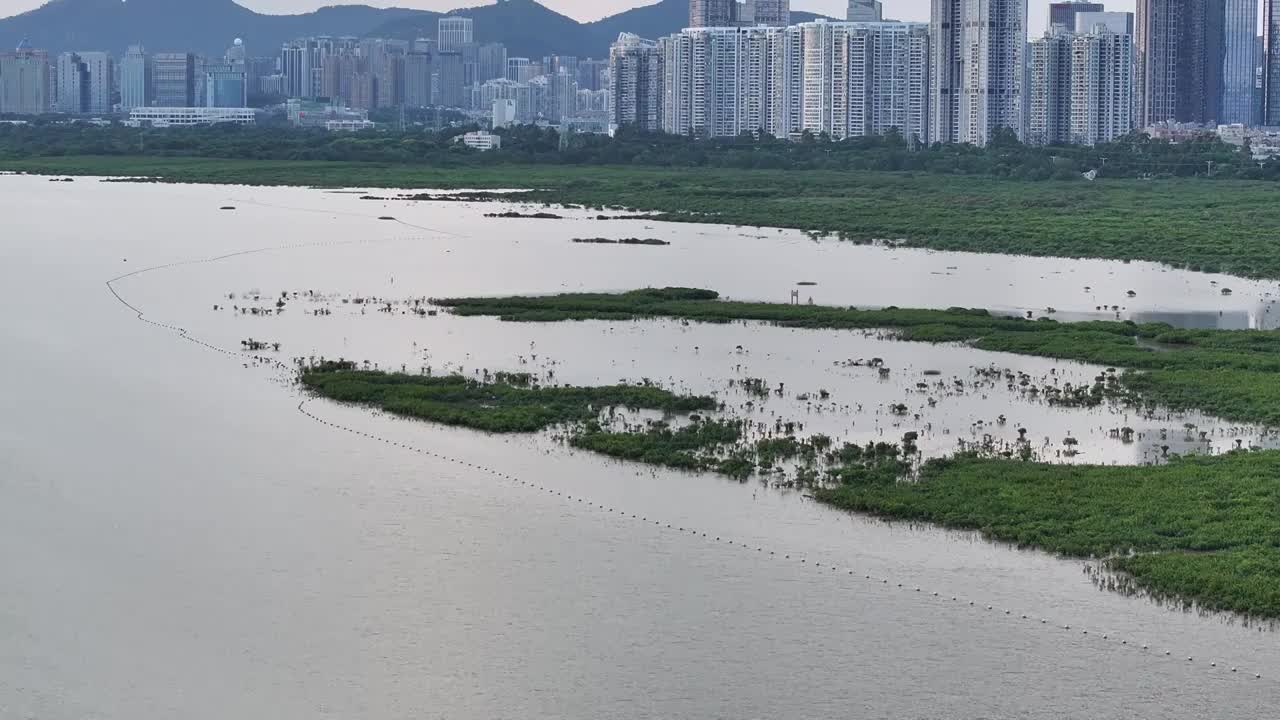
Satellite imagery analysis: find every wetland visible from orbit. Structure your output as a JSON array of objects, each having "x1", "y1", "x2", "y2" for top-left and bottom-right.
[{"x1": 4, "y1": 173, "x2": 1280, "y2": 718}]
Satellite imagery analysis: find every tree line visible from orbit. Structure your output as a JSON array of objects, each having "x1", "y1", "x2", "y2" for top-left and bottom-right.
[{"x1": 0, "y1": 121, "x2": 1271, "y2": 181}]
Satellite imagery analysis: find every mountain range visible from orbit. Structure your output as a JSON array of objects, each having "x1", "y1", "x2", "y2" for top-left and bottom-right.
[{"x1": 0, "y1": 0, "x2": 830, "y2": 60}]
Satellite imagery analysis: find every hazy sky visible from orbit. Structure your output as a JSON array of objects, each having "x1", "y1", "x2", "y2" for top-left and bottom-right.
[{"x1": 0, "y1": 0, "x2": 1134, "y2": 37}]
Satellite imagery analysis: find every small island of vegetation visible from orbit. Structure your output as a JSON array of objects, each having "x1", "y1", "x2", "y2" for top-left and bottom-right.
[
  {"x1": 299, "y1": 360, "x2": 716, "y2": 433},
  {"x1": 435, "y1": 288, "x2": 1280, "y2": 426}
]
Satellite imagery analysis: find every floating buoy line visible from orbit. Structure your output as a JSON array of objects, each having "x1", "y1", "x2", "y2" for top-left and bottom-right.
[{"x1": 100, "y1": 204, "x2": 1271, "y2": 688}]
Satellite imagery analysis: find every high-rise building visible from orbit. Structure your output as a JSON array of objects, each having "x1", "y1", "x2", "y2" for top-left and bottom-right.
[
  {"x1": 120, "y1": 45, "x2": 152, "y2": 110},
  {"x1": 302, "y1": 37, "x2": 359, "y2": 100},
  {"x1": 56, "y1": 52, "x2": 89, "y2": 113},
  {"x1": 1048, "y1": 1, "x2": 1105, "y2": 31},
  {"x1": 661, "y1": 26, "x2": 791, "y2": 137},
  {"x1": 751, "y1": 0, "x2": 791, "y2": 25},
  {"x1": 1028, "y1": 29, "x2": 1073, "y2": 144},
  {"x1": 847, "y1": 0, "x2": 884, "y2": 20},
  {"x1": 1074, "y1": 10, "x2": 1134, "y2": 33},
  {"x1": 206, "y1": 63, "x2": 247, "y2": 107},
  {"x1": 609, "y1": 33, "x2": 663, "y2": 131},
  {"x1": 0, "y1": 41, "x2": 51, "y2": 115},
  {"x1": 478, "y1": 43, "x2": 507, "y2": 82},
  {"x1": 655, "y1": 21, "x2": 926, "y2": 141},
  {"x1": 360, "y1": 38, "x2": 407, "y2": 108},
  {"x1": 1029, "y1": 24, "x2": 1132, "y2": 145},
  {"x1": 794, "y1": 21, "x2": 929, "y2": 141},
  {"x1": 930, "y1": 0, "x2": 1028, "y2": 145},
  {"x1": 404, "y1": 52, "x2": 433, "y2": 108},
  {"x1": 475, "y1": 78, "x2": 534, "y2": 123},
  {"x1": 507, "y1": 57, "x2": 535, "y2": 83},
  {"x1": 544, "y1": 55, "x2": 579, "y2": 78},
  {"x1": 438, "y1": 17, "x2": 474, "y2": 52},
  {"x1": 78, "y1": 51, "x2": 113, "y2": 114},
  {"x1": 576, "y1": 58, "x2": 609, "y2": 91},
  {"x1": 435, "y1": 50, "x2": 465, "y2": 107},
  {"x1": 153, "y1": 52, "x2": 196, "y2": 106},
  {"x1": 55, "y1": 51, "x2": 113, "y2": 114},
  {"x1": 1221, "y1": 0, "x2": 1257, "y2": 124},
  {"x1": 1135, "y1": 0, "x2": 1225, "y2": 126},
  {"x1": 351, "y1": 68, "x2": 377, "y2": 110},
  {"x1": 193, "y1": 55, "x2": 209, "y2": 109},
  {"x1": 1070, "y1": 26, "x2": 1134, "y2": 143},
  {"x1": 280, "y1": 40, "x2": 313, "y2": 98},
  {"x1": 245, "y1": 57, "x2": 276, "y2": 96},
  {"x1": 690, "y1": 0, "x2": 734, "y2": 27},
  {"x1": 549, "y1": 67, "x2": 577, "y2": 121},
  {"x1": 1265, "y1": 0, "x2": 1280, "y2": 123}
]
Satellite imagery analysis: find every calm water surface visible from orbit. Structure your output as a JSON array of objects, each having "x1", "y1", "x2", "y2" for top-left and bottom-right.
[{"x1": 1, "y1": 176, "x2": 1277, "y2": 719}]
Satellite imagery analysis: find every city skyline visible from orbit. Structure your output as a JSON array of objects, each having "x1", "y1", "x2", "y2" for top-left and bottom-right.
[{"x1": 0, "y1": 0, "x2": 1132, "y2": 41}]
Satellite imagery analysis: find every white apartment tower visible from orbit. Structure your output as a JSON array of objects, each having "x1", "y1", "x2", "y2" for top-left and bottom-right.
[
  {"x1": 56, "y1": 52, "x2": 88, "y2": 113},
  {"x1": 931, "y1": 0, "x2": 1027, "y2": 144},
  {"x1": 55, "y1": 51, "x2": 111, "y2": 114},
  {"x1": 1069, "y1": 27, "x2": 1133, "y2": 144},
  {"x1": 610, "y1": 33, "x2": 663, "y2": 131},
  {"x1": 799, "y1": 22, "x2": 929, "y2": 141},
  {"x1": 1028, "y1": 24, "x2": 1132, "y2": 145},
  {"x1": 437, "y1": 17, "x2": 474, "y2": 53},
  {"x1": 657, "y1": 22, "x2": 926, "y2": 142},
  {"x1": 861, "y1": 23, "x2": 930, "y2": 141},
  {"x1": 1028, "y1": 29, "x2": 1072, "y2": 144},
  {"x1": 662, "y1": 26, "x2": 796, "y2": 139}
]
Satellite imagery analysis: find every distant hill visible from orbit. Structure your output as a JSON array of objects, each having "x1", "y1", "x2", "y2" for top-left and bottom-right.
[
  {"x1": 0, "y1": 0, "x2": 430, "y2": 57},
  {"x1": 369, "y1": 0, "x2": 581, "y2": 59},
  {"x1": 582, "y1": 0, "x2": 831, "y2": 51},
  {"x1": 371, "y1": 0, "x2": 833, "y2": 59},
  {"x1": 0, "y1": 0, "x2": 832, "y2": 59}
]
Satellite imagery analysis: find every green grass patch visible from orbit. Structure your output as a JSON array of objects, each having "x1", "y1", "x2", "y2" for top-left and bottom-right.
[
  {"x1": 299, "y1": 362, "x2": 715, "y2": 433},
  {"x1": 570, "y1": 418, "x2": 745, "y2": 472},
  {"x1": 815, "y1": 453, "x2": 1280, "y2": 617}
]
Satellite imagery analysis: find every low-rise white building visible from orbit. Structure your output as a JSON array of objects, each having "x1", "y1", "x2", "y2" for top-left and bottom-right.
[
  {"x1": 125, "y1": 106, "x2": 255, "y2": 128},
  {"x1": 325, "y1": 118, "x2": 376, "y2": 131},
  {"x1": 456, "y1": 130, "x2": 502, "y2": 151},
  {"x1": 1218, "y1": 124, "x2": 1280, "y2": 159}
]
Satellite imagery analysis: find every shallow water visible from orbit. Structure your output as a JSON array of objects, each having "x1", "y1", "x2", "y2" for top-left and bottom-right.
[{"x1": 2, "y1": 176, "x2": 1278, "y2": 719}]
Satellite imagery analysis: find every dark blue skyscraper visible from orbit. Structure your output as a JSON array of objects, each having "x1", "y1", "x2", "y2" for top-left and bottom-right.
[
  {"x1": 1265, "y1": 0, "x2": 1280, "y2": 124},
  {"x1": 1221, "y1": 0, "x2": 1257, "y2": 124}
]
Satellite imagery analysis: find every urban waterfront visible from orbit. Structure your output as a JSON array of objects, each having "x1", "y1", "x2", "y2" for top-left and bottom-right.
[
  {"x1": 2, "y1": 175, "x2": 1278, "y2": 718},
  {"x1": 4, "y1": 0, "x2": 1280, "y2": 153}
]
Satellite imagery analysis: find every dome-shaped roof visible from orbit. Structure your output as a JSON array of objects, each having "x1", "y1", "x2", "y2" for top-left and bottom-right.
[
  {"x1": 233, "y1": 38, "x2": 243, "y2": 46},
  {"x1": 16, "y1": 37, "x2": 31, "y2": 51}
]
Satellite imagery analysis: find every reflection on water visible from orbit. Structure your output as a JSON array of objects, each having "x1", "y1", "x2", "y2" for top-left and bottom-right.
[{"x1": 1129, "y1": 309, "x2": 1273, "y2": 331}]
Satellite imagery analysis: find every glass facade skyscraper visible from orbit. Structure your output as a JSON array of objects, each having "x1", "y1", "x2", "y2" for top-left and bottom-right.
[
  {"x1": 152, "y1": 52, "x2": 195, "y2": 106},
  {"x1": 1135, "y1": 0, "x2": 1224, "y2": 125},
  {"x1": 1221, "y1": 0, "x2": 1257, "y2": 124},
  {"x1": 120, "y1": 45, "x2": 151, "y2": 110},
  {"x1": 206, "y1": 63, "x2": 247, "y2": 107},
  {"x1": 1265, "y1": 0, "x2": 1280, "y2": 124},
  {"x1": 1048, "y1": 1, "x2": 1105, "y2": 31}
]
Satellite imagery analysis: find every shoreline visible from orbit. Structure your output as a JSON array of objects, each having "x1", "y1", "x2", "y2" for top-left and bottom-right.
[{"x1": 6, "y1": 155, "x2": 1280, "y2": 281}]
